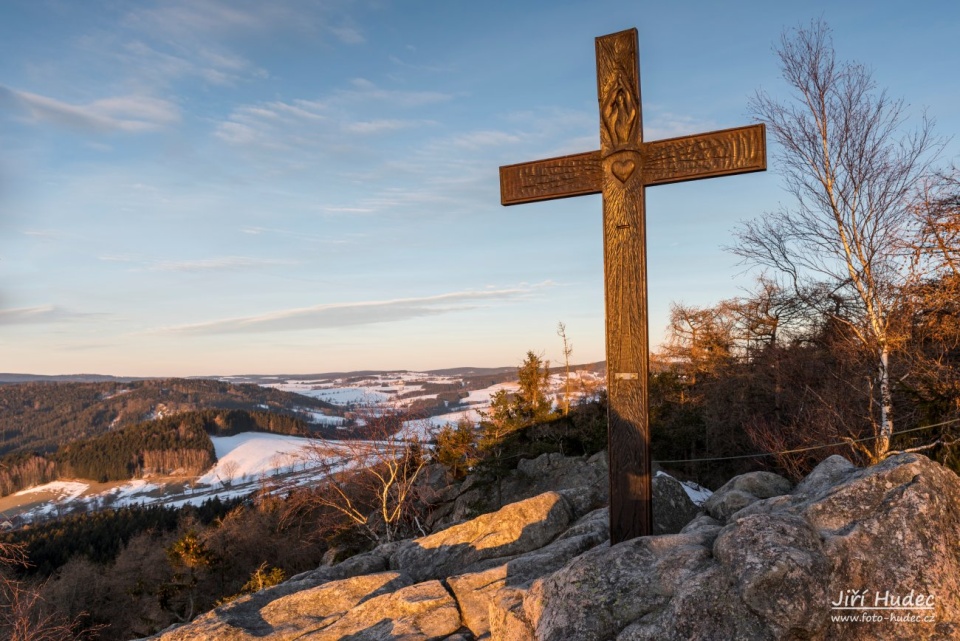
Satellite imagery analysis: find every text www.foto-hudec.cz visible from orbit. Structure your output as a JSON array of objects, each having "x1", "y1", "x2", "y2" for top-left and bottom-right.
[{"x1": 830, "y1": 589, "x2": 936, "y2": 624}]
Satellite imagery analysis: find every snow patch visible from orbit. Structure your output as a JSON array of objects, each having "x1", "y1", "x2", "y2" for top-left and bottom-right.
[
  {"x1": 306, "y1": 411, "x2": 346, "y2": 426},
  {"x1": 657, "y1": 471, "x2": 713, "y2": 506},
  {"x1": 94, "y1": 480, "x2": 165, "y2": 507},
  {"x1": 417, "y1": 409, "x2": 485, "y2": 430},
  {"x1": 15, "y1": 481, "x2": 89, "y2": 501},
  {"x1": 461, "y1": 382, "x2": 518, "y2": 405}
]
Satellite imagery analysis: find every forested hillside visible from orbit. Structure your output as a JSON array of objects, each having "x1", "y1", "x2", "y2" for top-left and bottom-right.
[
  {"x1": 57, "y1": 417, "x2": 216, "y2": 483},
  {"x1": 0, "y1": 409, "x2": 316, "y2": 495},
  {"x1": 0, "y1": 378, "x2": 337, "y2": 456}
]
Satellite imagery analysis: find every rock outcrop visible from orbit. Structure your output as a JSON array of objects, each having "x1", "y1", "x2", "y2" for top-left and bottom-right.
[
  {"x1": 147, "y1": 474, "x2": 612, "y2": 641},
  {"x1": 437, "y1": 451, "x2": 609, "y2": 529},
  {"x1": 499, "y1": 453, "x2": 960, "y2": 640},
  {"x1": 147, "y1": 453, "x2": 960, "y2": 641}
]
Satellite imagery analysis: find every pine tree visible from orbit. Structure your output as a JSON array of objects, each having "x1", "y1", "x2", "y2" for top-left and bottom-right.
[{"x1": 514, "y1": 351, "x2": 553, "y2": 425}]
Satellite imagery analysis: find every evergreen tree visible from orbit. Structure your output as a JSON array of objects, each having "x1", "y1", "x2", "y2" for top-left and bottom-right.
[
  {"x1": 514, "y1": 351, "x2": 553, "y2": 425},
  {"x1": 478, "y1": 351, "x2": 556, "y2": 506},
  {"x1": 434, "y1": 419, "x2": 479, "y2": 480}
]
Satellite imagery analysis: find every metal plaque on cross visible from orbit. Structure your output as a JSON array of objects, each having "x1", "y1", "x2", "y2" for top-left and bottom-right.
[{"x1": 499, "y1": 28, "x2": 766, "y2": 543}]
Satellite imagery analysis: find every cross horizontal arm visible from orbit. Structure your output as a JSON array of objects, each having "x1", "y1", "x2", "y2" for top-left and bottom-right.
[
  {"x1": 643, "y1": 124, "x2": 766, "y2": 187},
  {"x1": 500, "y1": 151, "x2": 602, "y2": 206},
  {"x1": 499, "y1": 124, "x2": 765, "y2": 206}
]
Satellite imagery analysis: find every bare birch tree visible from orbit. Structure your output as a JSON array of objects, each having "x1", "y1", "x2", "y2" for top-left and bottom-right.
[
  {"x1": 733, "y1": 19, "x2": 943, "y2": 459},
  {"x1": 557, "y1": 322, "x2": 573, "y2": 416}
]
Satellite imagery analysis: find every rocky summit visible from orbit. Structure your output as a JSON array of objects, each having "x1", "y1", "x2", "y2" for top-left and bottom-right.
[{"x1": 145, "y1": 453, "x2": 960, "y2": 640}]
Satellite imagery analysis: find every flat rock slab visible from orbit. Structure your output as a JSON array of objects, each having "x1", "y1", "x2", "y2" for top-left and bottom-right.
[
  {"x1": 302, "y1": 580, "x2": 461, "y2": 640},
  {"x1": 391, "y1": 491, "x2": 575, "y2": 583},
  {"x1": 448, "y1": 508, "x2": 609, "y2": 637},
  {"x1": 153, "y1": 572, "x2": 411, "y2": 641}
]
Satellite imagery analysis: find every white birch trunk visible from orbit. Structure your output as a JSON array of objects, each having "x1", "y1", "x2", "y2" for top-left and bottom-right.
[{"x1": 877, "y1": 345, "x2": 894, "y2": 459}]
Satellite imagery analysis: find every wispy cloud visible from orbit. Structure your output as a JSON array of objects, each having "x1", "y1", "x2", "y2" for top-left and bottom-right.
[
  {"x1": 213, "y1": 99, "x2": 327, "y2": 148},
  {"x1": 317, "y1": 207, "x2": 376, "y2": 214},
  {"x1": 149, "y1": 256, "x2": 296, "y2": 272},
  {"x1": 449, "y1": 130, "x2": 522, "y2": 150},
  {"x1": 329, "y1": 25, "x2": 365, "y2": 45},
  {"x1": 123, "y1": 2, "x2": 268, "y2": 38},
  {"x1": 343, "y1": 119, "x2": 427, "y2": 135},
  {"x1": 155, "y1": 285, "x2": 548, "y2": 335},
  {"x1": 0, "y1": 86, "x2": 179, "y2": 133},
  {"x1": 644, "y1": 110, "x2": 720, "y2": 141},
  {"x1": 237, "y1": 226, "x2": 359, "y2": 243},
  {"x1": 112, "y1": 39, "x2": 266, "y2": 87},
  {"x1": 125, "y1": 1, "x2": 365, "y2": 45},
  {"x1": 22, "y1": 229, "x2": 62, "y2": 240},
  {"x1": 340, "y1": 78, "x2": 454, "y2": 108},
  {"x1": 98, "y1": 254, "x2": 297, "y2": 272},
  {"x1": 111, "y1": 1, "x2": 362, "y2": 89},
  {"x1": 388, "y1": 54, "x2": 455, "y2": 74},
  {"x1": 98, "y1": 253, "x2": 139, "y2": 263},
  {"x1": 213, "y1": 81, "x2": 446, "y2": 151},
  {"x1": 0, "y1": 305, "x2": 90, "y2": 325},
  {"x1": 485, "y1": 108, "x2": 599, "y2": 161}
]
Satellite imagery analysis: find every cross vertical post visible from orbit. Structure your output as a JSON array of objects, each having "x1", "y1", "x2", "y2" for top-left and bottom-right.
[
  {"x1": 499, "y1": 28, "x2": 765, "y2": 543},
  {"x1": 596, "y1": 29, "x2": 651, "y2": 542}
]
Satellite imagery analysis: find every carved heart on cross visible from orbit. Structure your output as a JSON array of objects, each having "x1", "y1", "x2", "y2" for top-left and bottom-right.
[{"x1": 611, "y1": 159, "x2": 636, "y2": 183}]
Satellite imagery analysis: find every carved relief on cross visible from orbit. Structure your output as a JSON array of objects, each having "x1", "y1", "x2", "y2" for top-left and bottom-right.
[{"x1": 499, "y1": 28, "x2": 765, "y2": 543}]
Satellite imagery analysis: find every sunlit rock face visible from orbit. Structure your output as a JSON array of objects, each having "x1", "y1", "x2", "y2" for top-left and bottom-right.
[
  {"x1": 143, "y1": 453, "x2": 960, "y2": 641},
  {"x1": 498, "y1": 454, "x2": 960, "y2": 641},
  {"x1": 144, "y1": 468, "x2": 613, "y2": 641}
]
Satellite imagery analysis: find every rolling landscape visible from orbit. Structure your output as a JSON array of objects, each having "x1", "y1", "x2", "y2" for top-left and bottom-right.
[{"x1": 0, "y1": 364, "x2": 606, "y2": 527}]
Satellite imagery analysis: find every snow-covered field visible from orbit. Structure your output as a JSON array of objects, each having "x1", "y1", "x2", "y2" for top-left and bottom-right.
[
  {"x1": 293, "y1": 387, "x2": 390, "y2": 406},
  {"x1": 399, "y1": 381, "x2": 521, "y2": 433},
  {"x1": 198, "y1": 433, "x2": 319, "y2": 485},
  {"x1": 264, "y1": 374, "x2": 436, "y2": 407},
  {"x1": 14, "y1": 481, "x2": 89, "y2": 503},
  {"x1": 8, "y1": 479, "x2": 167, "y2": 520}
]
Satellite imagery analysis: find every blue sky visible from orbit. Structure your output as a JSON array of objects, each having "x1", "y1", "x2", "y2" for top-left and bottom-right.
[{"x1": 1, "y1": 1, "x2": 958, "y2": 377}]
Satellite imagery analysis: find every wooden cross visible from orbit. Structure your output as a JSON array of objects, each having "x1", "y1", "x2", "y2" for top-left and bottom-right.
[{"x1": 499, "y1": 28, "x2": 766, "y2": 543}]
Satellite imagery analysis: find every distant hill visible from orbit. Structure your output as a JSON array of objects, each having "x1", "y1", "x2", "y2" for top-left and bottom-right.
[
  {"x1": 216, "y1": 362, "x2": 607, "y2": 387},
  {"x1": 0, "y1": 378, "x2": 337, "y2": 457},
  {"x1": 426, "y1": 366, "x2": 521, "y2": 377},
  {"x1": 445, "y1": 361, "x2": 606, "y2": 391},
  {"x1": 0, "y1": 363, "x2": 608, "y2": 457},
  {"x1": 0, "y1": 373, "x2": 148, "y2": 384}
]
